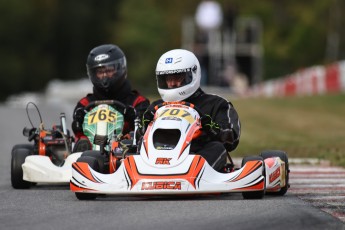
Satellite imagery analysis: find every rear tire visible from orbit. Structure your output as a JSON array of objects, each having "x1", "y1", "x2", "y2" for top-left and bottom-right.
[
  {"x1": 12, "y1": 144, "x2": 34, "y2": 152},
  {"x1": 241, "y1": 156, "x2": 265, "y2": 199},
  {"x1": 81, "y1": 150, "x2": 107, "y2": 173},
  {"x1": 11, "y1": 148, "x2": 32, "y2": 189},
  {"x1": 260, "y1": 150, "x2": 289, "y2": 196},
  {"x1": 75, "y1": 156, "x2": 99, "y2": 200}
]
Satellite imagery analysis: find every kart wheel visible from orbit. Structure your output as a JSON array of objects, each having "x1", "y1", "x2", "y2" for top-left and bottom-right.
[
  {"x1": 12, "y1": 144, "x2": 34, "y2": 152},
  {"x1": 241, "y1": 156, "x2": 265, "y2": 199},
  {"x1": 11, "y1": 148, "x2": 32, "y2": 189},
  {"x1": 81, "y1": 150, "x2": 107, "y2": 173},
  {"x1": 260, "y1": 150, "x2": 289, "y2": 196},
  {"x1": 75, "y1": 192, "x2": 97, "y2": 200}
]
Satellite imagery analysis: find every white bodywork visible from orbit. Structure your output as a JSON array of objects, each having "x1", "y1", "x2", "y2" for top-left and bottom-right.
[
  {"x1": 71, "y1": 103, "x2": 285, "y2": 196},
  {"x1": 71, "y1": 154, "x2": 264, "y2": 195},
  {"x1": 264, "y1": 157, "x2": 287, "y2": 192},
  {"x1": 22, "y1": 152, "x2": 82, "y2": 183}
]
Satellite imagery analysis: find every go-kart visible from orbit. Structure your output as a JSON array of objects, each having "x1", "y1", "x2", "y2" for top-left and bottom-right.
[
  {"x1": 70, "y1": 102, "x2": 289, "y2": 200},
  {"x1": 11, "y1": 102, "x2": 78, "y2": 189},
  {"x1": 11, "y1": 100, "x2": 131, "y2": 189}
]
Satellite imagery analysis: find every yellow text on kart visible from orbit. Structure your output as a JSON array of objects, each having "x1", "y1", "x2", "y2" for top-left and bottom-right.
[
  {"x1": 87, "y1": 108, "x2": 117, "y2": 125},
  {"x1": 157, "y1": 108, "x2": 195, "y2": 124}
]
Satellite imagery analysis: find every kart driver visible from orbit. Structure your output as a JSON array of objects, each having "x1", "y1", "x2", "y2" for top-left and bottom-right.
[
  {"x1": 72, "y1": 44, "x2": 150, "y2": 152},
  {"x1": 141, "y1": 49, "x2": 241, "y2": 171}
]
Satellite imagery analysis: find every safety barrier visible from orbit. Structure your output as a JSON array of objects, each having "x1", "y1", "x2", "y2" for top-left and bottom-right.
[{"x1": 246, "y1": 60, "x2": 345, "y2": 97}]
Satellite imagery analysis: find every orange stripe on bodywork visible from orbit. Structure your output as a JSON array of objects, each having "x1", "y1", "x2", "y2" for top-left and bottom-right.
[
  {"x1": 233, "y1": 178, "x2": 265, "y2": 191},
  {"x1": 143, "y1": 124, "x2": 152, "y2": 158},
  {"x1": 109, "y1": 153, "x2": 117, "y2": 174},
  {"x1": 73, "y1": 162, "x2": 99, "y2": 183},
  {"x1": 70, "y1": 182, "x2": 84, "y2": 192},
  {"x1": 178, "y1": 122, "x2": 201, "y2": 159},
  {"x1": 124, "y1": 155, "x2": 205, "y2": 189},
  {"x1": 231, "y1": 161, "x2": 262, "y2": 182},
  {"x1": 70, "y1": 181, "x2": 95, "y2": 192}
]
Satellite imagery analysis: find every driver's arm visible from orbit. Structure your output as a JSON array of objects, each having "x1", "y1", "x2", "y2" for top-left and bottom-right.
[
  {"x1": 71, "y1": 101, "x2": 88, "y2": 138},
  {"x1": 201, "y1": 101, "x2": 241, "y2": 151}
]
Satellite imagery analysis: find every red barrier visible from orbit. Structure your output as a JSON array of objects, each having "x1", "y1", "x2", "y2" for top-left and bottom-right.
[
  {"x1": 284, "y1": 76, "x2": 297, "y2": 96},
  {"x1": 325, "y1": 64, "x2": 341, "y2": 93}
]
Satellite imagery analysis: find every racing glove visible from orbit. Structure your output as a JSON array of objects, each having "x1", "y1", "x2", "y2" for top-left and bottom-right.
[
  {"x1": 143, "y1": 110, "x2": 154, "y2": 127},
  {"x1": 200, "y1": 114, "x2": 234, "y2": 143},
  {"x1": 139, "y1": 109, "x2": 155, "y2": 134},
  {"x1": 201, "y1": 114, "x2": 219, "y2": 136}
]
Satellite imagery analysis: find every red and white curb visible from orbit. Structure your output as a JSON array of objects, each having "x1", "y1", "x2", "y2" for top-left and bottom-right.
[{"x1": 289, "y1": 164, "x2": 345, "y2": 223}]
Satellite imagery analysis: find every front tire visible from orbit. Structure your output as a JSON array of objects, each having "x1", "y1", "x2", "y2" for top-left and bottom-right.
[
  {"x1": 75, "y1": 156, "x2": 99, "y2": 200},
  {"x1": 260, "y1": 150, "x2": 289, "y2": 195},
  {"x1": 241, "y1": 156, "x2": 265, "y2": 199},
  {"x1": 11, "y1": 148, "x2": 32, "y2": 189}
]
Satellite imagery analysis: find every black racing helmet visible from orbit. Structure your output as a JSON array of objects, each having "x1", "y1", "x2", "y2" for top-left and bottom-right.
[{"x1": 86, "y1": 44, "x2": 127, "y2": 92}]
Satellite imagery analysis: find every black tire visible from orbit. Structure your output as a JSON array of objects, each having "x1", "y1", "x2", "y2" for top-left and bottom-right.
[
  {"x1": 11, "y1": 148, "x2": 32, "y2": 189},
  {"x1": 81, "y1": 150, "x2": 108, "y2": 173},
  {"x1": 75, "y1": 156, "x2": 99, "y2": 200},
  {"x1": 77, "y1": 156, "x2": 100, "y2": 171},
  {"x1": 260, "y1": 150, "x2": 289, "y2": 196},
  {"x1": 75, "y1": 192, "x2": 98, "y2": 200},
  {"x1": 241, "y1": 156, "x2": 265, "y2": 199},
  {"x1": 12, "y1": 144, "x2": 34, "y2": 152}
]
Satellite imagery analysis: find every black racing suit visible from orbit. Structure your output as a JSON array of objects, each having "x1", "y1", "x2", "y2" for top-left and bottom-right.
[
  {"x1": 143, "y1": 88, "x2": 241, "y2": 171},
  {"x1": 72, "y1": 80, "x2": 150, "y2": 142}
]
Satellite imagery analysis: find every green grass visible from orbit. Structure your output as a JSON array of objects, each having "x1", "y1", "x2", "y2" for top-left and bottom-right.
[{"x1": 230, "y1": 93, "x2": 345, "y2": 167}]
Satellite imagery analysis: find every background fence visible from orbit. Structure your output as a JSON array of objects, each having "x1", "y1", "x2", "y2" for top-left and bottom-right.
[{"x1": 247, "y1": 60, "x2": 345, "y2": 97}]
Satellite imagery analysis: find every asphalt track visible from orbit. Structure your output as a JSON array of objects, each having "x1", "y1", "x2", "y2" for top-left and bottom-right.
[{"x1": 0, "y1": 104, "x2": 344, "y2": 230}]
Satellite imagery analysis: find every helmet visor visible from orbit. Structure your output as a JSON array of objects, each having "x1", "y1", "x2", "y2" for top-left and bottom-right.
[
  {"x1": 94, "y1": 65, "x2": 117, "y2": 79},
  {"x1": 88, "y1": 58, "x2": 126, "y2": 81},
  {"x1": 157, "y1": 71, "x2": 193, "y2": 89}
]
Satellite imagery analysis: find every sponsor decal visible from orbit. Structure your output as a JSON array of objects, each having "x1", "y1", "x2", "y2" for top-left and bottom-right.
[
  {"x1": 269, "y1": 167, "x2": 280, "y2": 183},
  {"x1": 157, "y1": 108, "x2": 194, "y2": 124},
  {"x1": 165, "y1": 58, "x2": 173, "y2": 63},
  {"x1": 156, "y1": 68, "x2": 191, "y2": 75},
  {"x1": 94, "y1": 54, "x2": 109, "y2": 61},
  {"x1": 141, "y1": 181, "x2": 182, "y2": 190},
  {"x1": 155, "y1": 157, "x2": 172, "y2": 164},
  {"x1": 162, "y1": 116, "x2": 182, "y2": 121},
  {"x1": 156, "y1": 146, "x2": 174, "y2": 150}
]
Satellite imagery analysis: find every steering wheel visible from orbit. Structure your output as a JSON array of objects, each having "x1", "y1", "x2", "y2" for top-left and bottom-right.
[{"x1": 83, "y1": 100, "x2": 127, "y2": 115}]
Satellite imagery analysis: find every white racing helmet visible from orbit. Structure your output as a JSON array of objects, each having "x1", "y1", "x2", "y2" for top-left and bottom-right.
[{"x1": 156, "y1": 49, "x2": 201, "y2": 102}]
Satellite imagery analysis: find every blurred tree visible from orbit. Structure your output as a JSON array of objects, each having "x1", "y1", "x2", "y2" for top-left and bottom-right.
[
  {"x1": 115, "y1": 0, "x2": 199, "y2": 96},
  {"x1": 234, "y1": 0, "x2": 344, "y2": 79},
  {"x1": 0, "y1": 0, "x2": 344, "y2": 101},
  {"x1": 0, "y1": 0, "x2": 122, "y2": 101},
  {"x1": 53, "y1": 0, "x2": 122, "y2": 80}
]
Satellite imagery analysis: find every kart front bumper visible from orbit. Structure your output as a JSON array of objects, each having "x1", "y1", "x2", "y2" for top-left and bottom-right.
[
  {"x1": 22, "y1": 152, "x2": 82, "y2": 183},
  {"x1": 70, "y1": 155, "x2": 265, "y2": 195}
]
